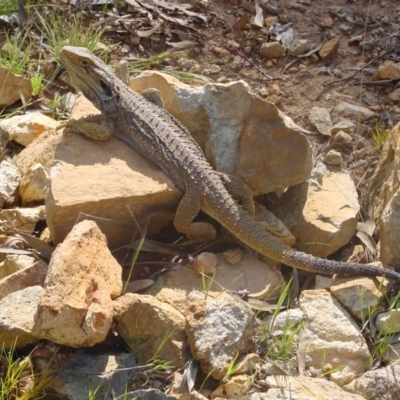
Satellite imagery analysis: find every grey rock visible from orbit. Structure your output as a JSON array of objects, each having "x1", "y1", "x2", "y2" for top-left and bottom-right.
[
  {"x1": 48, "y1": 352, "x2": 137, "y2": 400},
  {"x1": 309, "y1": 107, "x2": 332, "y2": 136},
  {"x1": 115, "y1": 389, "x2": 177, "y2": 400},
  {"x1": 344, "y1": 359, "x2": 400, "y2": 400},
  {"x1": 0, "y1": 285, "x2": 43, "y2": 349},
  {"x1": 323, "y1": 149, "x2": 343, "y2": 165},
  {"x1": 0, "y1": 160, "x2": 21, "y2": 208}
]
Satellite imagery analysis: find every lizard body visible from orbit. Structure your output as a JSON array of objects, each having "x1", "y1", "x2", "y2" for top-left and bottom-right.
[{"x1": 59, "y1": 46, "x2": 400, "y2": 282}]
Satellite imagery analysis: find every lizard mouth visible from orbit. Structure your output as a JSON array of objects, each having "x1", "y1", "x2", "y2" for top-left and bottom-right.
[{"x1": 100, "y1": 80, "x2": 113, "y2": 97}]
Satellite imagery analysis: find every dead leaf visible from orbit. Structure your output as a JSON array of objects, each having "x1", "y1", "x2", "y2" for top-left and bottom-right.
[
  {"x1": 254, "y1": 0, "x2": 264, "y2": 27},
  {"x1": 135, "y1": 26, "x2": 160, "y2": 37},
  {"x1": 169, "y1": 40, "x2": 199, "y2": 50},
  {"x1": 355, "y1": 231, "x2": 377, "y2": 258},
  {"x1": 15, "y1": 232, "x2": 53, "y2": 261},
  {"x1": 357, "y1": 217, "x2": 376, "y2": 237}
]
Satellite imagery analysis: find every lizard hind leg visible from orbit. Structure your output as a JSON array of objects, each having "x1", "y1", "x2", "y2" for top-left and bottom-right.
[
  {"x1": 174, "y1": 186, "x2": 217, "y2": 241},
  {"x1": 217, "y1": 172, "x2": 255, "y2": 217}
]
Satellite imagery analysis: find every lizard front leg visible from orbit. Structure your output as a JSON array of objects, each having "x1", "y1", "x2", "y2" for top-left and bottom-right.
[
  {"x1": 64, "y1": 114, "x2": 114, "y2": 141},
  {"x1": 174, "y1": 185, "x2": 217, "y2": 241}
]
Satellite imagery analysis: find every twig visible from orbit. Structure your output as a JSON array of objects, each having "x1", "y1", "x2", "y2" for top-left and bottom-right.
[{"x1": 323, "y1": 44, "x2": 400, "y2": 86}]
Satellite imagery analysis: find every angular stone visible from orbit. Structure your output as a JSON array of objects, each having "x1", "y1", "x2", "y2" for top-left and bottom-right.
[
  {"x1": 185, "y1": 296, "x2": 256, "y2": 379},
  {"x1": 0, "y1": 67, "x2": 32, "y2": 108},
  {"x1": 0, "y1": 260, "x2": 48, "y2": 301},
  {"x1": 0, "y1": 286, "x2": 43, "y2": 349},
  {"x1": 0, "y1": 160, "x2": 21, "y2": 207},
  {"x1": 299, "y1": 290, "x2": 370, "y2": 374},
  {"x1": 344, "y1": 359, "x2": 400, "y2": 399},
  {"x1": 113, "y1": 293, "x2": 187, "y2": 368},
  {"x1": 274, "y1": 170, "x2": 359, "y2": 258},
  {"x1": 0, "y1": 113, "x2": 59, "y2": 146},
  {"x1": 373, "y1": 60, "x2": 400, "y2": 81},
  {"x1": 333, "y1": 102, "x2": 376, "y2": 121},
  {"x1": 260, "y1": 41, "x2": 285, "y2": 58},
  {"x1": 19, "y1": 163, "x2": 49, "y2": 204},
  {"x1": 130, "y1": 72, "x2": 312, "y2": 195},
  {"x1": 319, "y1": 37, "x2": 340, "y2": 59},
  {"x1": 309, "y1": 107, "x2": 332, "y2": 136},
  {"x1": 323, "y1": 149, "x2": 343, "y2": 165},
  {"x1": 33, "y1": 220, "x2": 122, "y2": 346},
  {"x1": 46, "y1": 95, "x2": 180, "y2": 247},
  {"x1": 367, "y1": 123, "x2": 400, "y2": 266}
]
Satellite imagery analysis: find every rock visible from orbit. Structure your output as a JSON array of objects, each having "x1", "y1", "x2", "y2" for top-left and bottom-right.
[
  {"x1": 344, "y1": 359, "x2": 400, "y2": 400},
  {"x1": 33, "y1": 220, "x2": 122, "y2": 347},
  {"x1": 331, "y1": 120, "x2": 356, "y2": 135},
  {"x1": 185, "y1": 296, "x2": 256, "y2": 379},
  {"x1": 309, "y1": 107, "x2": 332, "y2": 136},
  {"x1": 339, "y1": 24, "x2": 353, "y2": 34},
  {"x1": 288, "y1": 39, "x2": 314, "y2": 56},
  {"x1": 19, "y1": 162, "x2": 49, "y2": 204},
  {"x1": 299, "y1": 290, "x2": 370, "y2": 374},
  {"x1": 260, "y1": 41, "x2": 285, "y2": 58},
  {"x1": 274, "y1": 170, "x2": 359, "y2": 258},
  {"x1": 373, "y1": 60, "x2": 400, "y2": 81},
  {"x1": 320, "y1": 17, "x2": 333, "y2": 28},
  {"x1": 331, "y1": 131, "x2": 353, "y2": 148},
  {"x1": 115, "y1": 389, "x2": 178, "y2": 400},
  {"x1": 0, "y1": 67, "x2": 32, "y2": 108},
  {"x1": 330, "y1": 275, "x2": 387, "y2": 320},
  {"x1": 113, "y1": 293, "x2": 187, "y2": 368},
  {"x1": 375, "y1": 309, "x2": 400, "y2": 335},
  {"x1": 323, "y1": 149, "x2": 343, "y2": 165},
  {"x1": 46, "y1": 94, "x2": 180, "y2": 248},
  {"x1": 332, "y1": 102, "x2": 376, "y2": 121},
  {"x1": 0, "y1": 159, "x2": 21, "y2": 207},
  {"x1": 222, "y1": 248, "x2": 243, "y2": 264},
  {"x1": 0, "y1": 113, "x2": 59, "y2": 146},
  {"x1": 0, "y1": 206, "x2": 46, "y2": 233},
  {"x1": 319, "y1": 37, "x2": 340, "y2": 59},
  {"x1": 144, "y1": 252, "x2": 284, "y2": 311},
  {"x1": 367, "y1": 123, "x2": 400, "y2": 266},
  {"x1": 14, "y1": 127, "x2": 63, "y2": 176},
  {"x1": 130, "y1": 72, "x2": 312, "y2": 195},
  {"x1": 211, "y1": 374, "x2": 252, "y2": 398},
  {"x1": 388, "y1": 88, "x2": 400, "y2": 102},
  {"x1": 264, "y1": 309, "x2": 304, "y2": 330},
  {"x1": 192, "y1": 252, "x2": 218, "y2": 275},
  {"x1": 303, "y1": 83, "x2": 324, "y2": 101},
  {"x1": 0, "y1": 260, "x2": 48, "y2": 301},
  {"x1": 264, "y1": 376, "x2": 365, "y2": 399},
  {"x1": 47, "y1": 352, "x2": 137, "y2": 400},
  {"x1": 1, "y1": 254, "x2": 36, "y2": 280},
  {"x1": 330, "y1": 366, "x2": 356, "y2": 387},
  {"x1": 0, "y1": 286, "x2": 43, "y2": 349}
]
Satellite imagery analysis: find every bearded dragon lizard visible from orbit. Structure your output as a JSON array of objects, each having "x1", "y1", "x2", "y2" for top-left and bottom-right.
[{"x1": 59, "y1": 46, "x2": 400, "y2": 282}]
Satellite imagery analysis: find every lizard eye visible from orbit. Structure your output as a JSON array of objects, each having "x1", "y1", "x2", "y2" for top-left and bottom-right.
[{"x1": 81, "y1": 59, "x2": 89, "y2": 66}]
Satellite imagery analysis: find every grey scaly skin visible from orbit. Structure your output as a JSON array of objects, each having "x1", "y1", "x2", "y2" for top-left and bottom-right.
[{"x1": 59, "y1": 45, "x2": 400, "y2": 282}]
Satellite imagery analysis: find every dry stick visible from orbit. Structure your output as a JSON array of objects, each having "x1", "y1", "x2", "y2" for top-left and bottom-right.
[
  {"x1": 353, "y1": 79, "x2": 398, "y2": 87},
  {"x1": 324, "y1": 44, "x2": 400, "y2": 86}
]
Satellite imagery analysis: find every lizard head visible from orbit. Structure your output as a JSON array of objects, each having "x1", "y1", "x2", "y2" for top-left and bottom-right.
[{"x1": 60, "y1": 46, "x2": 116, "y2": 109}]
